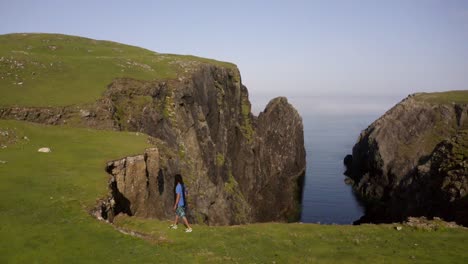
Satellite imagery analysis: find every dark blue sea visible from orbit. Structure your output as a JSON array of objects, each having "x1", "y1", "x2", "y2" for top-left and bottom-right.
[
  {"x1": 300, "y1": 113, "x2": 375, "y2": 224},
  {"x1": 251, "y1": 94, "x2": 403, "y2": 224}
]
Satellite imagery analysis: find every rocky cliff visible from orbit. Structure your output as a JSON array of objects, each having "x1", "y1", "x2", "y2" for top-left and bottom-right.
[
  {"x1": 345, "y1": 91, "x2": 468, "y2": 225},
  {"x1": 2, "y1": 63, "x2": 306, "y2": 225}
]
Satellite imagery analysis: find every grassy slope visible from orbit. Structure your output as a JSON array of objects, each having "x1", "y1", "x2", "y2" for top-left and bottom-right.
[
  {"x1": 1, "y1": 120, "x2": 467, "y2": 263},
  {"x1": 117, "y1": 216, "x2": 468, "y2": 263},
  {"x1": 0, "y1": 33, "x2": 235, "y2": 107},
  {"x1": 414, "y1": 90, "x2": 468, "y2": 104}
]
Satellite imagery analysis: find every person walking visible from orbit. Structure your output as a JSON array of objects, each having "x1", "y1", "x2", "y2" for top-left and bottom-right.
[{"x1": 169, "y1": 174, "x2": 192, "y2": 233}]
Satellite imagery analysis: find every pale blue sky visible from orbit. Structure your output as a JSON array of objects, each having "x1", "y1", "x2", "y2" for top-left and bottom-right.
[{"x1": 1, "y1": 0, "x2": 467, "y2": 103}]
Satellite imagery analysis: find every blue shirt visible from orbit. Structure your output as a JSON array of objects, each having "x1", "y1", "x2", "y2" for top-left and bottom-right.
[{"x1": 176, "y1": 183, "x2": 184, "y2": 207}]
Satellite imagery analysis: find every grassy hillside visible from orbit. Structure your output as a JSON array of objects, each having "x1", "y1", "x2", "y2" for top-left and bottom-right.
[
  {"x1": 414, "y1": 90, "x2": 468, "y2": 104},
  {"x1": 0, "y1": 33, "x2": 235, "y2": 107},
  {"x1": 1, "y1": 120, "x2": 467, "y2": 263}
]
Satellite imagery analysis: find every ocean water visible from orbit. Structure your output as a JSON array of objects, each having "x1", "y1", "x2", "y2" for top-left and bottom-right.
[
  {"x1": 300, "y1": 113, "x2": 377, "y2": 224},
  {"x1": 251, "y1": 94, "x2": 403, "y2": 224}
]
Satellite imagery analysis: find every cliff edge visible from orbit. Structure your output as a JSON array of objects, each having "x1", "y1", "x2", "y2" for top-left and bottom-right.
[
  {"x1": 0, "y1": 33, "x2": 306, "y2": 225},
  {"x1": 346, "y1": 91, "x2": 468, "y2": 225}
]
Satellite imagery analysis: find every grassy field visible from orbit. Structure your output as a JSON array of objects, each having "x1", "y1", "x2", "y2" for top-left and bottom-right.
[
  {"x1": 0, "y1": 33, "x2": 235, "y2": 107},
  {"x1": 414, "y1": 90, "x2": 468, "y2": 104},
  {"x1": 1, "y1": 119, "x2": 467, "y2": 263}
]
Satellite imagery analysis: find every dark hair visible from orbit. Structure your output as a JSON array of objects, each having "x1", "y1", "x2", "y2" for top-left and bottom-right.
[
  {"x1": 174, "y1": 174, "x2": 186, "y2": 206},
  {"x1": 174, "y1": 174, "x2": 184, "y2": 186}
]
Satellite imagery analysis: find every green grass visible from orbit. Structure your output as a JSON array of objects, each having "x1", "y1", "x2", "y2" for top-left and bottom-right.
[
  {"x1": 0, "y1": 119, "x2": 158, "y2": 263},
  {"x1": 1, "y1": 119, "x2": 468, "y2": 263},
  {"x1": 414, "y1": 90, "x2": 468, "y2": 104},
  {"x1": 116, "y1": 216, "x2": 468, "y2": 263},
  {"x1": 0, "y1": 33, "x2": 236, "y2": 107}
]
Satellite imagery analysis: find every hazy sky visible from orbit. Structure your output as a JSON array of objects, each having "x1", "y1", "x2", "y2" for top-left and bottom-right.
[{"x1": 1, "y1": 0, "x2": 467, "y2": 102}]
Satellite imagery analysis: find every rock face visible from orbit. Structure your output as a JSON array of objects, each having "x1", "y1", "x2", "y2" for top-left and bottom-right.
[
  {"x1": 253, "y1": 97, "x2": 306, "y2": 221},
  {"x1": 97, "y1": 67, "x2": 306, "y2": 225},
  {"x1": 6, "y1": 63, "x2": 306, "y2": 225},
  {"x1": 346, "y1": 92, "x2": 468, "y2": 225},
  {"x1": 92, "y1": 148, "x2": 175, "y2": 222}
]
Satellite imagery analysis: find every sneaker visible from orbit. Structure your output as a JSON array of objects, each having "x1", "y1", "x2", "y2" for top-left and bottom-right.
[
  {"x1": 169, "y1": 224, "x2": 178, "y2": 229},
  {"x1": 185, "y1": 228, "x2": 192, "y2": 233}
]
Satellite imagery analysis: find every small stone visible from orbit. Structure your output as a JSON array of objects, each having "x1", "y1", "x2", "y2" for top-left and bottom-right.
[
  {"x1": 23, "y1": 136, "x2": 29, "y2": 141},
  {"x1": 79, "y1": 109, "x2": 91, "y2": 118},
  {"x1": 38, "y1": 147, "x2": 51, "y2": 153},
  {"x1": 395, "y1": 226, "x2": 403, "y2": 231},
  {"x1": 0, "y1": 160, "x2": 7, "y2": 164}
]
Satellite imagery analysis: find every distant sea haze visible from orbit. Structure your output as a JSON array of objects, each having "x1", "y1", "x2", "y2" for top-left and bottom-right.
[
  {"x1": 250, "y1": 94, "x2": 404, "y2": 116},
  {"x1": 251, "y1": 95, "x2": 402, "y2": 224}
]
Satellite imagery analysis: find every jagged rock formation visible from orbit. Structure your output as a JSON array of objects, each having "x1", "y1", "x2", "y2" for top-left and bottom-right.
[
  {"x1": 253, "y1": 97, "x2": 306, "y2": 221},
  {"x1": 346, "y1": 92, "x2": 468, "y2": 225},
  {"x1": 2, "y1": 64, "x2": 306, "y2": 225}
]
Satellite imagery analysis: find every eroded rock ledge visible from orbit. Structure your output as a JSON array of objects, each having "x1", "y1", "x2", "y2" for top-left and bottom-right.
[{"x1": 91, "y1": 148, "x2": 169, "y2": 222}]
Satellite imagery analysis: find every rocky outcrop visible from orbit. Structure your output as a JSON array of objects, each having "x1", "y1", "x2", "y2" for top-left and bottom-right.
[
  {"x1": 253, "y1": 97, "x2": 306, "y2": 221},
  {"x1": 399, "y1": 132, "x2": 468, "y2": 225},
  {"x1": 0, "y1": 107, "x2": 65, "y2": 125},
  {"x1": 346, "y1": 92, "x2": 468, "y2": 225},
  {"x1": 0, "y1": 98, "x2": 117, "y2": 130},
  {"x1": 92, "y1": 148, "x2": 171, "y2": 222},
  {"x1": 10, "y1": 63, "x2": 306, "y2": 225}
]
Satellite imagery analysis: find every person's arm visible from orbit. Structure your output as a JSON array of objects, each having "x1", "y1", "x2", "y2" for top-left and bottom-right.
[{"x1": 173, "y1": 193, "x2": 180, "y2": 210}]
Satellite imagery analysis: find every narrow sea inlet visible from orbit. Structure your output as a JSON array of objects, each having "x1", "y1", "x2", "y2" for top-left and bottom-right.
[{"x1": 300, "y1": 113, "x2": 375, "y2": 224}]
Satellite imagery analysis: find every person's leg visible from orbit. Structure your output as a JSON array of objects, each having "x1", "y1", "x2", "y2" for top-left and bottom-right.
[
  {"x1": 173, "y1": 215, "x2": 179, "y2": 225},
  {"x1": 182, "y1": 217, "x2": 191, "y2": 229}
]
